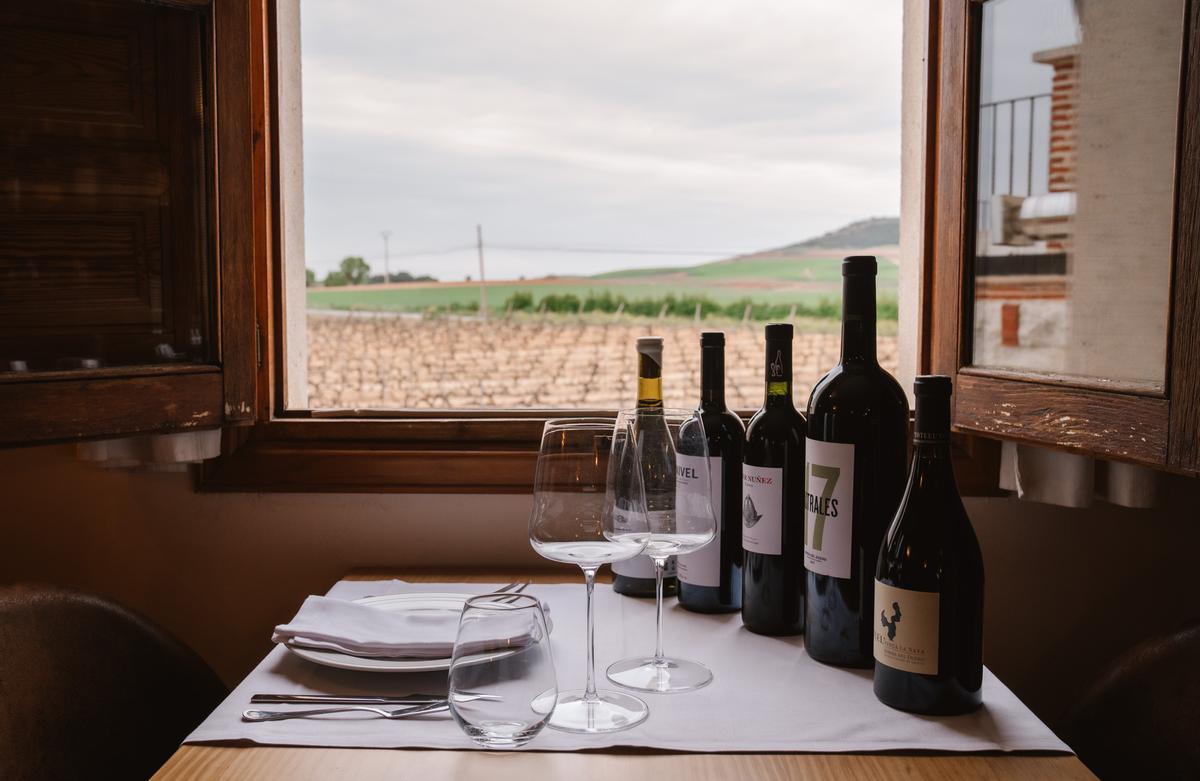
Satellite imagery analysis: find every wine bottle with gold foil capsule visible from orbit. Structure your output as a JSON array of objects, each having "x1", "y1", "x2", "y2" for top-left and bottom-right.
[
  {"x1": 612, "y1": 336, "x2": 678, "y2": 598},
  {"x1": 874, "y1": 375, "x2": 983, "y2": 715}
]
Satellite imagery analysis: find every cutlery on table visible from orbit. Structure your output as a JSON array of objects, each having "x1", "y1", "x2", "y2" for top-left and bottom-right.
[
  {"x1": 242, "y1": 702, "x2": 449, "y2": 722},
  {"x1": 360, "y1": 581, "x2": 529, "y2": 601},
  {"x1": 250, "y1": 692, "x2": 499, "y2": 705}
]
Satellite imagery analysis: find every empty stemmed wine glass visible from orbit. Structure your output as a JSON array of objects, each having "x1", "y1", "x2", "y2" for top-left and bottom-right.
[
  {"x1": 607, "y1": 408, "x2": 717, "y2": 693},
  {"x1": 528, "y1": 418, "x2": 651, "y2": 733}
]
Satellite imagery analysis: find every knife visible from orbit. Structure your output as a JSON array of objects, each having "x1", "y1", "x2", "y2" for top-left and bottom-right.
[{"x1": 250, "y1": 692, "x2": 499, "y2": 705}]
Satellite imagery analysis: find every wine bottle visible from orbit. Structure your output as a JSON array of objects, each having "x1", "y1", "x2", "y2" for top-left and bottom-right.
[
  {"x1": 678, "y1": 331, "x2": 745, "y2": 613},
  {"x1": 741, "y1": 323, "x2": 805, "y2": 635},
  {"x1": 613, "y1": 336, "x2": 678, "y2": 598},
  {"x1": 874, "y1": 375, "x2": 983, "y2": 715},
  {"x1": 804, "y1": 256, "x2": 910, "y2": 668}
]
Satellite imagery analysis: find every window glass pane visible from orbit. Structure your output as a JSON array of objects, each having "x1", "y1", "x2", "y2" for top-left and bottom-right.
[
  {"x1": 970, "y1": 0, "x2": 1182, "y2": 387},
  {"x1": 0, "y1": 0, "x2": 213, "y2": 375},
  {"x1": 286, "y1": 1, "x2": 902, "y2": 410}
]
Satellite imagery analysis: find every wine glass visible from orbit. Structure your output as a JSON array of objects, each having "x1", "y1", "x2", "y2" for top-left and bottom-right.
[
  {"x1": 528, "y1": 417, "x2": 650, "y2": 733},
  {"x1": 606, "y1": 408, "x2": 717, "y2": 693}
]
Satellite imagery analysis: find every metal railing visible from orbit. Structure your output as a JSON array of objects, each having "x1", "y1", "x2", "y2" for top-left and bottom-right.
[{"x1": 977, "y1": 93, "x2": 1051, "y2": 232}]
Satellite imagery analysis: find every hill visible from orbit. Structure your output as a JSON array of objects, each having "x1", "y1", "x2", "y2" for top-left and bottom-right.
[
  {"x1": 308, "y1": 217, "x2": 902, "y2": 318},
  {"x1": 781, "y1": 216, "x2": 899, "y2": 251}
]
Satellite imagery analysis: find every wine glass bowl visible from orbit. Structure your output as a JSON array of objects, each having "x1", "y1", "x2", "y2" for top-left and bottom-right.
[
  {"x1": 606, "y1": 408, "x2": 718, "y2": 694},
  {"x1": 528, "y1": 418, "x2": 650, "y2": 733}
]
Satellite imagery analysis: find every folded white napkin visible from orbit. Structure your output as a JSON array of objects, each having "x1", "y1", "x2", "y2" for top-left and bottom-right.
[{"x1": 272, "y1": 594, "x2": 549, "y2": 660}]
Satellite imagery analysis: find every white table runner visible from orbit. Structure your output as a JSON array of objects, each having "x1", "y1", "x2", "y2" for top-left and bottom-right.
[{"x1": 185, "y1": 579, "x2": 1070, "y2": 753}]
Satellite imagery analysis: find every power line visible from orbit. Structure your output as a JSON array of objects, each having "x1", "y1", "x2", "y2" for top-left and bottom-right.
[
  {"x1": 308, "y1": 241, "x2": 755, "y2": 270},
  {"x1": 489, "y1": 244, "x2": 755, "y2": 256}
]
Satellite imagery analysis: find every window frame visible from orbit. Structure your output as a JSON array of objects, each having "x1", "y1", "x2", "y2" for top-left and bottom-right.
[
  {"x1": 198, "y1": 0, "x2": 1005, "y2": 494},
  {"x1": 925, "y1": 0, "x2": 1200, "y2": 476},
  {"x1": 0, "y1": 0, "x2": 262, "y2": 447}
]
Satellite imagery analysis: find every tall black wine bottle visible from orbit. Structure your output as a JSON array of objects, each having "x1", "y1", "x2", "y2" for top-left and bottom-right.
[
  {"x1": 612, "y1": 336, "x2": 677, "y2": 598},
  {"x1": 804, "y1": 256, "x2": 909, "y2": 667},
  {"x1": 678, "y1": 331, "x2": 744, "y2": 613},
  {"x1": 874, "y1": 375, "x2": 983, "y2": 715},
  {"x1": 741, "y1": 323, "x2": 805, "y2": 635}
]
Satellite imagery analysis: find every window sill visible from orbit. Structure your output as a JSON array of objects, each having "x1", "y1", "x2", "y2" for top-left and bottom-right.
[{"x1": 197, "y1": 415, "x2": 1003, "y2": 496}]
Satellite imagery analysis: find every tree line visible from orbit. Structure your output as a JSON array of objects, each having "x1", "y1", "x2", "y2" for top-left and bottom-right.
[{"x1": 307, "y1": 256, "x2": 435, "y2": 287}]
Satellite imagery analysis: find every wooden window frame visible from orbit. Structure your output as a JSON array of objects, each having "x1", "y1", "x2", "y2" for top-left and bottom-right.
[
  {"x1": 924, "y1": 0, "x2": 1200, "y2": 476},
  {"x1": 0, "y1": 0, "x2": 261, "y2": 446},
  {"x1": 197, "y1": 0, "x2": 1004, "y2": 494}
]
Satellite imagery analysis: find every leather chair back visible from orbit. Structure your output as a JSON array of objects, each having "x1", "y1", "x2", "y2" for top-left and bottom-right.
[
  {"x1": 0, "y1": 584, "x2": 227, "y2": 780},
  {"x1": 1066, "y1": 622, "x2": 1200, "y2": 780}
]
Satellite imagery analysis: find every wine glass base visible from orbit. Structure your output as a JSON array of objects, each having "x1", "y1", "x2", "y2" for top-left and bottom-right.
[
  {"x1": 548, "y1": 689, "x2": 649, "y2": 733},
  {"x1": 606, "y1": 656, "x2": 714, "y2": 693}
]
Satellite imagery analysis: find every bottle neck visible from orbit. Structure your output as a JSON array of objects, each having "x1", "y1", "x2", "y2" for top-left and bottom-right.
[
  {"x1": 637, "y1": 352, "x2": 663, "y2": 410},
  {"x1": 909, "y1": 439, "x2": 959, "y2": 493},
  {"x1": 841, "y1": 273, "x2": 878, "y2": 365},
  {"x1": 763, "y1": 339, "x2": 793, "y2": 408},
  {"x1": 910, "y1": 392, "x2": 956, "y2": 486},
  {"x1": 700, "y1": 345, "x2": 725, "y2": 407}
]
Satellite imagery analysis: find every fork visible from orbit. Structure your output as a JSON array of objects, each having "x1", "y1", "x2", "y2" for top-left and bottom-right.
[
  {"x1": 495, "y1": 582, "x2": 530, "y2": 603},
  {"x1": 242, "y1": 701, "x2": 450, "y2": 722},
  {"x1": 360, "y1": 581, "x2": 526, "y2": 600}
]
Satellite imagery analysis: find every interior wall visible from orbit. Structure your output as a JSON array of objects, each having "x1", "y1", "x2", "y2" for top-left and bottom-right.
[
  {"x1": 970, "y1": 476, "x2": 1200, "y2": 727},
  {"x1": 1, "y1": 443, "x2": 1197, "y2": 734},
  {"x1": 0, "y1": 445, "x2": 544, "y2": 684}
]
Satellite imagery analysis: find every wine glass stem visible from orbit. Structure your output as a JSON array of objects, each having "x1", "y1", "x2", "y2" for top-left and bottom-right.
[
  {"x1": 653, "y1": 557, "x2": 666, "y2": 665},
  {"x1": 583, "y1": 566, "x2": 599, "y2": 702}
]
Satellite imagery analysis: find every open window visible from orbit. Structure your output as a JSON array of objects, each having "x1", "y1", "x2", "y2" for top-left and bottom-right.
[
  {"x1": 13, "y1": 1, "x2": 1185, "y2": 490},
  {"x1": 0, "y1": 0, "x2": 266, "y2": 445},
  {"x1": 199, "y1": 0, "x2": 929, "y2": 492},
  {"x1": 925, "y1": 0, "x2": 1200, "y2": 476}
]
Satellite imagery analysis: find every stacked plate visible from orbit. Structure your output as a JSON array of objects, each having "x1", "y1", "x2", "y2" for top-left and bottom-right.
[{"x1": 285, "y1": 592, "x2": 552, "y2": 673}]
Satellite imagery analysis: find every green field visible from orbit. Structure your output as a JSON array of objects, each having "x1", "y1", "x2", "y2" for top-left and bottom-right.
[
  {"x1": 592, "y1": 254, "x2": 899, "y2": 284},
  {"x1": 307, "y1": 253, "x2": 899, "y2": 319}
]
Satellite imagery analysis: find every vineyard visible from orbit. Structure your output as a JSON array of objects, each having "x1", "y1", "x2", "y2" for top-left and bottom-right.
[{"x1": 306, "y1": 311, "x2": 899, "y2": 410}]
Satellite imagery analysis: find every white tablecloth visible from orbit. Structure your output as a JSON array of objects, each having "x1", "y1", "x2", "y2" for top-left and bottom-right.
[{"x1": 185, "y1": 579, "x2": 1070, "y2": 753}]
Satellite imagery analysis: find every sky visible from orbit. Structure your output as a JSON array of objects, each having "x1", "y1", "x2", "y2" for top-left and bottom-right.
[
  {"x1": 976, "y1": 0, "x2": 1079, "y2": 199},
  {"x1": 298, "y1": 1, "x2": 903, "y2": 280}
]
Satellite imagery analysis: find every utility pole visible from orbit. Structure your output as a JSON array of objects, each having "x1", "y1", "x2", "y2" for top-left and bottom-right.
[
  {"x1": 380, "y1": 230, "x2": 392, "y2": 284},
  {"x1": 476, "y1": 224, "x2": 488, "y2": 320}
]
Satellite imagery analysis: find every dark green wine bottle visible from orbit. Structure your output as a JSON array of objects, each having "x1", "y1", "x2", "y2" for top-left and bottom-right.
[
  {"x1": 741, "y1": 323, "x2": 805, "y2": 635},
  {"x1": 874, "y1": 375, "x2": 983, "y2": 715},
  {"x1": 805, "y1": 256, "x2": 909, "y2": 668},
  {"x1": 678, "y1": 331, "x2": 744, "y2": 613}
]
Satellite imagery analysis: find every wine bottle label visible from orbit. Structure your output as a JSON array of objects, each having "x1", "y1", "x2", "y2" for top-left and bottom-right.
[
  {"x1": 742, "y1": 464, "x2": 783, "y2": 555},
  {"x1": 873, "y1": 580, "x2": 940, "y2": 675},
  {"x1": 803, "y1": 438, "x2": 856, "y2": 579},
  {"x1": 678, "y1": 455, "x2": 722, "y2": 587},
  {"x1": 612, "y1": 555, "x2": 676, "y2": 578}
]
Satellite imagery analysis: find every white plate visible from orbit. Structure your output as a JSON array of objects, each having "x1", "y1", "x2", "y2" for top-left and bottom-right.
[{"x1": 285, "y1": 592, "x2": 549, "y2": 673}]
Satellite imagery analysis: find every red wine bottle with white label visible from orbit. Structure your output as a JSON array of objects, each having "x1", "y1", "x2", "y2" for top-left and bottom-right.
[
  {"x1": 613, "y1": 336, "x2": 678, "y2": 598},
  {"x1": 874, "y1": 375, "x2": 983, "y2": 715},
  {"x1": 678, "y1": 332, "x2": 744, "y2": 613},
  {"x1": 804, "y1": 256, "x2": 909, "y2": 668},
  {"x1": 741, "y1": 323, "x2": 805, "y2": 636}
]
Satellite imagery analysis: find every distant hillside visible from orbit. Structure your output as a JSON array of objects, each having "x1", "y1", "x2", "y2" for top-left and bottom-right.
[
  {"x1": 591, "y1": 216, "x2": 901, "y2": 280},
  {"x1": 783, "y1": 216, "x2": 899, "y2": 250}
]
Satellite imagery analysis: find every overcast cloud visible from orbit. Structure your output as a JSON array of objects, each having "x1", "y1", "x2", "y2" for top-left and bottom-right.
[{"x1": 299, "y1": 1, "x2": 903, "y2": 279}]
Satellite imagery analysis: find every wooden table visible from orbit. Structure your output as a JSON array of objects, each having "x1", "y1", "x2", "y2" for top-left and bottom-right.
[{"x1": 153, "y1": 570, "x2": 1096, "y2": 780}]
